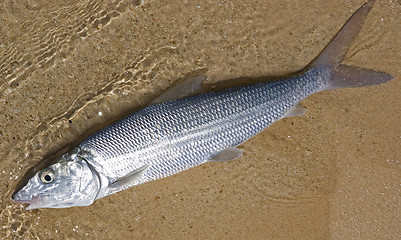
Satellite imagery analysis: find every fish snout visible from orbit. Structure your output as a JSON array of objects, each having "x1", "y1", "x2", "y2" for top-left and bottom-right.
[{"x1": 11, "y1": 189, "x2": 30, "y2": 204}]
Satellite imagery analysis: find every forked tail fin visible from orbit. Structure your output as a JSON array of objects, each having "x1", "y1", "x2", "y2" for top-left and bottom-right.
[{"x1": 308, "y1": 0, "x2": 393, "y2": 90}]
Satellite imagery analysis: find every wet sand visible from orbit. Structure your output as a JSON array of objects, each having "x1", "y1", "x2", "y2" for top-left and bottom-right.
[{"x1": 0, "y1": 0, "x2": 400, "y2": 239}]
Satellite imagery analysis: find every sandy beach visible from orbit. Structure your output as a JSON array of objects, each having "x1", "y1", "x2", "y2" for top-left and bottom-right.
[{"x1": 0, "y1": 0, "x2": 400, "y2": 239}]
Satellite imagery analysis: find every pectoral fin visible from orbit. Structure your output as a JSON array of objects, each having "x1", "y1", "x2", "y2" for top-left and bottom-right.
[
  {"x1": 208, "y1": 147, "x2": 244, "y2": 162},
  {"x1": 108, "y1": 164, "x2": 149, "y2": 189}
]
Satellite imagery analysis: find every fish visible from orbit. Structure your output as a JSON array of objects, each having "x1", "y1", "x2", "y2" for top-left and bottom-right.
[{"x1": 12, "y1": 0, "x2": 393, "y2": 210}]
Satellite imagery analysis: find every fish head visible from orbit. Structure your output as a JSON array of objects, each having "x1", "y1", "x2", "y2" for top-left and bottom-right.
[{"x1": 12, "y1": 150, "x2": 100, "y2": 210}]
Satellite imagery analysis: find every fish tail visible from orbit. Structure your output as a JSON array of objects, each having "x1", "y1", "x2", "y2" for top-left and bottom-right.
[{"x1": 309, "y1": 0, "x2": 393, "y2": 90}]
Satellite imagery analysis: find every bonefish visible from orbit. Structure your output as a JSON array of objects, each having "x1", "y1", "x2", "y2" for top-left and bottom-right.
[{"x1": 12, "y1": 0, "x2": 393, "y2": 209}]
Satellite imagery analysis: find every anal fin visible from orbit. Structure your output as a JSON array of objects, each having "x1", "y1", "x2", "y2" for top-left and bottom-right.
[
  {"x1": 282, "y1": 104, "x2": 306, "y2": 119},
  {"x1": 208, "y1": 147, "x2": 244, "y2": 162}
]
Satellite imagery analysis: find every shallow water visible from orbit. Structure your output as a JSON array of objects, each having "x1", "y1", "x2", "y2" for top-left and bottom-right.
[{"x1": 0, "y1": 0, "x2": 400, "y2": 239}]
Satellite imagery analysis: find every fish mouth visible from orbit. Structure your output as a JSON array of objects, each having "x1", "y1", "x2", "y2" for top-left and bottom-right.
[{"x1": 12, "y1": 194, "x2": 44, "y2": 210}]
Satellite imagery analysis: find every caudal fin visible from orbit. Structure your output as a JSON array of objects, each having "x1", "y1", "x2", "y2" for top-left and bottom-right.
[{"x1": 309, "y1": 0, "x2": 393, "y2": 90}]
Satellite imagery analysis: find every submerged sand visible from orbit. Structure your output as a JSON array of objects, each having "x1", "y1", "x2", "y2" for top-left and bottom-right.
[{"x1": 0, "y1": 0, "x2": 400, "y2": 239}]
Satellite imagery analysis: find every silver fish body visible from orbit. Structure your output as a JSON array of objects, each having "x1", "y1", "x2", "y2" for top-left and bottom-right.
[
  {"x1": 80, "y1": 67, "x2": 328, "y2": 199},
  {"x1": 12, "y1": 0, "x2": 393, "y2": 209}
]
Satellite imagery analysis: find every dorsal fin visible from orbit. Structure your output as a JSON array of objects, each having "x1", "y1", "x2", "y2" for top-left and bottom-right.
[{"x1": 151, "y1": 76, "x2": 206, "y2": 105}]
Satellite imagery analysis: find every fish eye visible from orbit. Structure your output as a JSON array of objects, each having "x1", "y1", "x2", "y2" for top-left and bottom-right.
[{"x1": 39, "y1": 168, "x2": 55, "y2": 184}]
